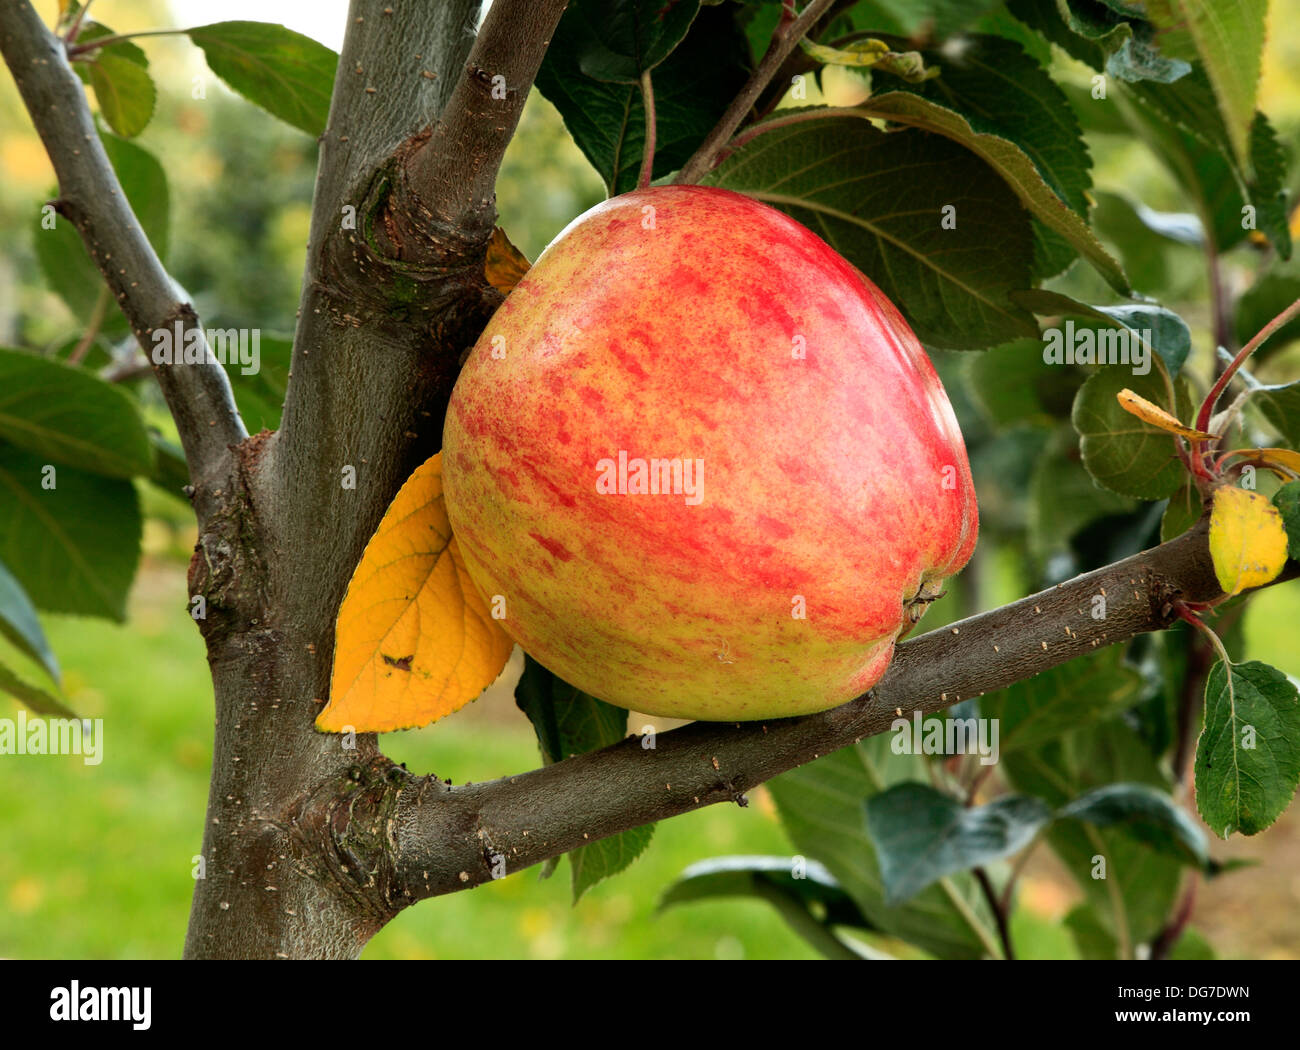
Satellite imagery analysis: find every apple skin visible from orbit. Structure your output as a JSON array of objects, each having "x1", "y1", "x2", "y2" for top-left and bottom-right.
[{"x1": 443, "y1": 185, "x2": 977, "y2": 721}]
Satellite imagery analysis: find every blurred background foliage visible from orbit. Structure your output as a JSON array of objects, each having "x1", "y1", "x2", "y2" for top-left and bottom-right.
[{"x1": 1, "y1": 0, "x2": 1298, "y2": 959}]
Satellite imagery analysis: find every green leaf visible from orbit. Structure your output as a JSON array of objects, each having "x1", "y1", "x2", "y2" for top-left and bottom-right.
[
  {"x1": 706, "y1": 117, "x2": 1037, "y2": 349},
  {"x1": 569, "y1": 823, "x2": 655, "y2": 903},
  {"x1": 1169, "y1": 925, "x2": 1216, "y2": 959},
  {"x1": 1064, "y1": 903, "x2": 1119, "y2": 959},
  {"x1": 224, "y1": 333, "x2": 292, "y2": 432},
  {"x1": 147, "y1": 433, "x2": 190, "y2": 500},
  {"x1": 1272, "y1": 481, "x2": 1300, "y2": 560},
  {"x1": 86, "y1": 48, "x2": 156, "y2": 138},
  {"x1": 1003, "y1": 718, "x2": 1183, "y2": 949},
  {"x1": 845, "y1": 0, "x2": 1002, "y2": 38},
  {"x1": 1247, "y1": 112, "x2": 1292, "y2": 260},
  {"x1": 1118, "y1": 70, "x2": 1285, "y2": 255},
  {"x1": 1059, "y1": 782, "x2": 1209, "y2": 869},
  {"x1": 1028, "y1": 428, "x2": 1135, "y2": 565},
  {"x1": 966, "y1": 338, "x2": 1083, "y2": 428},
  {"x1": 1194, "y1": 660, "x2": 1300, "y2": 837},
  {"x1": 33, "y1": 133, "x2": 169, "y2": 329},
  {"x1": 1235, "y1": 258, "x2": 1300, "y2": 361},
  {"x1": 514, "y1": 655, "x2": 651, "y2": 899},
  {"x1": 767, "y1": 737, "x2": 1000, "y2": 958},
  {"x1": 0, "y1": 558, "x2": 60, "y2": 685},
  {"x1": 1006, "y1": 0, "x2": 1191, "y2": 83},
  {"x1": 0, "y1": 659, "x2": 76, "y2": 719},
  {"x1": 187, "y1": 21, "x2": 339, "y2": 137},
  {"x1": 565, "y1": 0, "x2": 701, "y2": 83},
  {"x1": 1071, "y1": 363, "x2": 1193, "y2": 499},
  {"x1": 1161, "y1": 480, "x2": 1203, "y2": 542},
  {"x1": 536, "y1": 3, "x2": 747, "y2": 194},
  {"x1": 872, "y1": 34, "x2": 1100, "y2": 284},
  {"x1": 0, "y1": 444, "x2": 141, "y2": 621},
  {"x1": 1252, "y1": 382, "x2": 1300, "y2": 448},
  {"x1": 100, "y1": 132, "x2": 171, "y2": 260},
  {"x1": 0, "y1": 348, "x2": 154, "y2": 478},
  {"x1": 1146, "y1": 0, "x2": 1267, "y2": 170},
  {"x1": 1091, "y1": 191, "x2": 1196, "y2": 294},
  {"x1": 1014, "y1": 288, "x2": 1192, "y2": 377},
  {"x1": 865, "y1": 783, "x2": 1050, "y2": 904},
  {"x1": 856, "y1": 91, "x2": 1128, "y2": 295},
  {"x1": 658, "y1": 855, "x2": 878, "y2": 959},
  {"x1": 515, "y1": 654, "x2": 628, "y2": 764},
  {"x1": 981, "y1": 647, "x2": 1145, "y2": 756}
]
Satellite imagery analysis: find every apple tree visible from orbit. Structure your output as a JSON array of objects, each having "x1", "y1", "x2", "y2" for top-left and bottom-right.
[{"x1": 1, "y1": 0, "x2": 1299, "y2": 959}]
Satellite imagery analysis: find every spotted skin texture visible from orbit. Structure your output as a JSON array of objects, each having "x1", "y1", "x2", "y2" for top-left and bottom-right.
[{"x1": 443, "y1": 185, "x2": 977, "y2": 721}]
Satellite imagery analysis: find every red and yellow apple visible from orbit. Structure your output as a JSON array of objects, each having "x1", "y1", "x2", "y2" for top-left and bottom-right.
[{"x1": 442, "y1": 185, "x2": 977, "y2": 721}]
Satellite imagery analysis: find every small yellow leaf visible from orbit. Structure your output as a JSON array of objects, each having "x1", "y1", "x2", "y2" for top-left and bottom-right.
[
  {"x1": 1116, "y1": 388, "x2": 1214, "y2": 440},
  {"x1": 1208, "y1": 486, "x2": 1288, "y2": 596},
  {"x1": 320, "y1": 452, "x2": 513, "y2": 733},
  {"x1": 1240, "y1": 447, "x2": 1300, "y2": 478},
  {"x1": 484, "y1": 227, "x2": 531, "y2": 294}
]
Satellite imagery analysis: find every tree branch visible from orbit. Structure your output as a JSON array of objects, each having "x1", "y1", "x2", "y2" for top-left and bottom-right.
[
  {"x1": 403, "y1": 0, "x2": 572, "y2": 244},
  {"x1": 676, "y1": 0, "x2": 837, "y2": 184},
  {"x1": 379, "y1": 520, "x2": 1293, "y2": 911},
  {"x1": 0, "y1": 0, "x2": 246, "y2": 506}
]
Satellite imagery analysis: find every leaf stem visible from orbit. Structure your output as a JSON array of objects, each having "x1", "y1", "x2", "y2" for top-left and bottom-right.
[
  {"x1": 1195, "y1": 295, "x2": 1300, "y2": 434},
  {"x1": 65, "y1": 27, "x2": 186, "y2": 58},
  {"x1": 67, "y1": 285, "x2": 110, "y2": 365},
  {"x1": 637, "y1": 69, "x2": 656, "y2": 191},
  {"x1": 675, "y1": 0, "x2": 837, "y2": 184},
  {"x1": 973, "y1": 867, "x2": 1015, "y2": 960},
  {"x1": 1173, "y1": 602, "x2": 1232, "y2": 668}
]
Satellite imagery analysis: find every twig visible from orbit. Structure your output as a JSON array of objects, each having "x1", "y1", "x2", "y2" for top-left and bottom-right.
[
  {"x1": 1196, "y1": 295, "x2": 1300, "y2": 434},
  {"x1": 974, "y1": 867, "x2": 1015, "y2": 960},
  {"x1": 637, "y1": 69, "x2": 656, "y2": 191},
  {"x1": 1, "y1": 0, "x2": 245, "y2": 503},
  {"x1": 66, "y1": 285, "x2": 110, "y2": 365},
  {"x1": 388, "y1": 520, "x2": 1300, "y2": 905},
  {"x1": 675, "y1": 0, "x2": 837, "y2": 184},
  {"x1": 1148, "y1": 878, "x2": 1198, "y2": 960}
]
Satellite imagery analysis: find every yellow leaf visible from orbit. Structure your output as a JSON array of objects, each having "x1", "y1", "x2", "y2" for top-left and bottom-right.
[
  {"x1": 484, "y1": 227, "x2": 531, "y2": 294},
  {"x1": 1208, "y1": 486, "x2": 1288, "y2": 596},
  {"x1": 1116, "y1": 388, "x2": 1214, "y2": 440},
  {"x1": 1241, "y1": 447, "x2": 1300, "y2": 478},
  {"x1": 320, "y1": 452, "x2": 513, "y2": 733}
]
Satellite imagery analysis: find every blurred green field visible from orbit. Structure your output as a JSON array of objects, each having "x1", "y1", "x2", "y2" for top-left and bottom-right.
[{"x1": 1, "y1": 548, "x2": 1296, "y2": 959}]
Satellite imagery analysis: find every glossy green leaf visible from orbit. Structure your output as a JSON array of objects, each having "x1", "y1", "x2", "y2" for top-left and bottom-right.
[
  {"x1": 981, "y1": 648, "x2": 1146, "y2": 754},
  {"x1": 706, "y1": 117, "x2": 1037, "y2": 349},
  {"x1": 856, "y1": 90, "x2": 1126, "y2": 295},
  {"x1": 767, "y1": 737, "x2": 1001, "y2": 958},
  {"x1": 0, "y1": 558, "x2": 60, "y2": 685},
  {"x1": 536, "y1": 4, "x2": 747, "y2": 194},
  {"x1": 0, "y1": 660, "x2": 75, "y2": 719},
  {"x1": 1060, "y1": 782, "x2": 1209, "y2": 868},
  {"x1": 865, "y1": 783, "x2": 1050, "y2": 904},
  {"x1": 1195, "y1": 660, "x2": 1300, "y2": 837},
  {"x1": 1272, "y1": 481, "x2": 1300, "y2": 560},
  {"x1": 188, "y1": 21, "x2": 339, "y2": 136},
  {"x1": 515, "y1": 655, "x2": 652, "y2": 900},
  {"x1": 0, "y1": 348, "x2": 153, "y2": 478},
  {"x1": 0, "y1": 444, "x2": 142, "y2": 621},
  {"x1": 1072, "y1": 364, "x2": 1193, "y2": 499},
  {"x1": 87, "y1": 49, "x2": 156, "y2": 138}
]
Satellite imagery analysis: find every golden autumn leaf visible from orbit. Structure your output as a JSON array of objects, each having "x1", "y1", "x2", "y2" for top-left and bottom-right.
[
  {"x1": 484, "y1": 227, "x2": 531, "y2": 293},
  {"x1": 1239, "y1": 447, "x2": 1300, "y2": 478},
  {"x1": 1208, "y1": 486, "x2": 1288, "y2": 596},
  {"x1": 1116, "y1": 388, "x2": 1214, "y2": 440},
  {"x1": 319, "y1": 452, "x2": 514, "y2": 733}
]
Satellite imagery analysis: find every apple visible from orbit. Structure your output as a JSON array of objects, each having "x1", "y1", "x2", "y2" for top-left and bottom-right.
[{"x1": 442, "y1": 185, "x2": 977, "y2": 721}]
